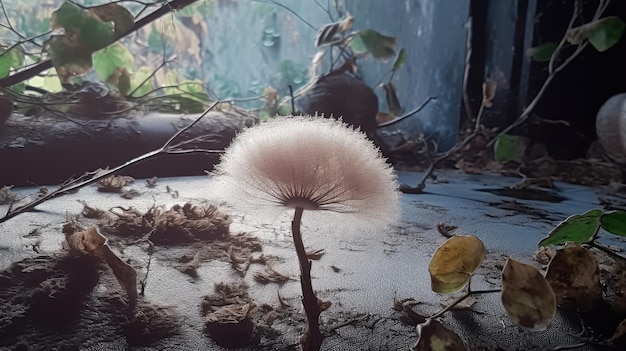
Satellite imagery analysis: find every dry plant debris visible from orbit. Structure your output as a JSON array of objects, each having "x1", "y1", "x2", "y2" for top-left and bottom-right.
[
  {"x1": 103, "y1": 202, "x2": 232, "y2": 245},
  {"x1": 97, "y1": 175, "x2": 135, "y2": 193},
  {"x1": 0, "y1": 185, "x2": 17, "y2": 204},
  {"x1": 201, "y1": 282, "x2": 256, "y2": 348},
  {"x1": 544, "y1": 243, "x2": 603, "y2": 311},
  {"x1": 63, "y1": 224, "x2": 137, "y2": 305},
  {"x1": 253, "y1": 263, "x2": 291, "y2": 284}
]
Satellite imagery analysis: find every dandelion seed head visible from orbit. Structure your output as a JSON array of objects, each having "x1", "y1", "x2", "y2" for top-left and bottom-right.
[{"x1": 209, "y1": 116, "x2": 401, "y2": 233}]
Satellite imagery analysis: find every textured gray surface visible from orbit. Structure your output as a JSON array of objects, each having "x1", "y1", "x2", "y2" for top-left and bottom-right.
[{"x1": 0, "y1": 170, "x2": 615, "y2": 350}]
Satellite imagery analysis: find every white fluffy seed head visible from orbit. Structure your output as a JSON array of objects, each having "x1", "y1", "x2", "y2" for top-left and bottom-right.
[{"x1": 209, "y1": 115, "x2": 401, "y2": 233}]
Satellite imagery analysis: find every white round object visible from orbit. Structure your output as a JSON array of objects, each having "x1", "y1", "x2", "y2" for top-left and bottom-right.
[{"x1": 596, "y1": 93, "x2": 626, "y2": 163}]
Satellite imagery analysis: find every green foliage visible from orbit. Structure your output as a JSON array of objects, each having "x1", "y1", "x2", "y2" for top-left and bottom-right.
[
  {"x1": 538, "y1": 209, "x2": 603, "y2": 246},
  {"x1": 392, "y1": 48, "x2": 407, "y2": 72},
  {"x1": 45, "y1": 1, "x2": 134, "y2": 83},
  {"x1": 493, "y1": 134, "x2": 525, "y2": 163},
  {"x1": 93, "y1": 42, "x2": 134, "y2": 83},
  {"x1": 526, "y1": 42, "x2": 557, "y2": 62},
  {"x1": 587, "y1": 16, "x2": 625, "y2": 52},
  {"x1": 0, "y1": 45, "x2": 24, "y2": 79},
  {"x1": 600, "y1": 210, "x2": 626, "y2": 236},
  {"x1": 129, "y1": 67, "x2": 155, "y2": 97},
  {"x1": 350, "y1": 29, "x2": 397, "y2": 62}
]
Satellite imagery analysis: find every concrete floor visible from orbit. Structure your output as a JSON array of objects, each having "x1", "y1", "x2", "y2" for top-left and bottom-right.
[{"x1": 1, "y1": 170, "x2": 621, "y2": 350}]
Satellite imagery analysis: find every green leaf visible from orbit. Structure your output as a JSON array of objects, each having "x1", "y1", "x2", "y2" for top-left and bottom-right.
[
  {"x1": 588, "y1": 16, "x2": 625, "y2": 52},
  {"x1": 526, "y1": 42, "x2": 557, "y2": 62},
  {"x1": 0, "y1": 45, "x2": 24, "y2": 79},
  {"x1": 78, "y1": 17, "x2": 115, "y2": 51},
  {"x1": 348, "y1": 34, "x2": 367, "y2": 54},
  {"x1": 177, "y1": 80, "x2": 210, "y2": 104},
  {"x1": 392, "y1": 47, "x2": 407, "y2": 72},
  {"x1": 494, "y1": 134, "x2": 525, "y2": 163},
  {"x1": 51, "y1": 1, "x2": 84, "y2": 33},
  {"x1": 93, "y1": 42, "x2": 134, "y2": 82},
  {"x1": 129, "y1": 66, "x2": 154, "y2": 97},
  {"x1": 600, "y1": 210, "x2": 626, "y2": 236},
  {"x1": 353, "y1": 29, "x2": 397, "y2": 62},
  {"x1": 538, "y1": 209, "x2": 603, "y2": 246}
]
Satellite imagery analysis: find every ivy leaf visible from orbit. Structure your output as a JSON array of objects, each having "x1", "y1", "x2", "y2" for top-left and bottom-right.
[
  {"x1": 428, "y1": 235, "x2": 486, "y2": 294},
  {"x1": 392, "y1": 47, "x2": 407, "y2": 72},
  {"x1": 567, "y1": 16, "x2": 626, "y2": 52},
  {"x1": 494, "y1": 134, "x2": 526, "y2": 163},
  {"x1": 600, "y1": 210, "x2": 626, "y2": 236},
  {"x1": 352, "y1": 29, "x2": 397, "y2": 62},
  {"x1": 501, "y1": 258, "x2": 556, "y2": 331},
  {"x1": 538, "y1": 209, "x2": 602, "y2": 246},
  {"x1": 588, "y1": 16, "x2": 625, "y2": 52},
  {"x1": 526, "y1": 42, "x2": 557, "y2": 62}
]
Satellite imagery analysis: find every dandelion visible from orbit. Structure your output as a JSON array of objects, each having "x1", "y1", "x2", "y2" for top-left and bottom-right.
[{"x1": 210, "y1": 115, "x2": 401, "y2": 350}]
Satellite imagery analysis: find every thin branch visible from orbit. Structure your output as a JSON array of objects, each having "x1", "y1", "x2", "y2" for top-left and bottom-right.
[
  {"x1": 486, "y1": 0, "x2": 601, "y2": 148},
  {"x1": 400, "y1": 132, "x2": 481, "y2": 194},
  {"x1": 429, "y1": 281, "x2": 501, "y2": 320},
  {"x1": 0, "y1": 100, "x2": 220, "y2": 224},
  {"x1": 462, "y1": 17, "x2": 474, "y2": 125}
]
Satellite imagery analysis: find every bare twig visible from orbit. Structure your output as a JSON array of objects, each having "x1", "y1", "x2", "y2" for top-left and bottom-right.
[
  {"x1": 462, "y1": 17, "x2": 474, "y2": 126},
  {"x1": 0, "y1": 100, "x2": 220, "y2": 224},
  {"x1": 428, "y1": 279, "x2": 501, "y2": 320},
  {"x1": 487, "y1": 0, "x2": 607, "y2": 147}
]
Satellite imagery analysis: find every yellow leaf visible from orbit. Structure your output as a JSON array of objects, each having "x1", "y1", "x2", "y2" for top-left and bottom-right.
[{"x1": 428, "y1": 235, "x2": 486, "y2": 294}]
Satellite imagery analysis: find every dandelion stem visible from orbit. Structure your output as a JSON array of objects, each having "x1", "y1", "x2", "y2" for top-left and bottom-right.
[{"x1": 291, "y1": 207, "x2": 324, "y2": 351}]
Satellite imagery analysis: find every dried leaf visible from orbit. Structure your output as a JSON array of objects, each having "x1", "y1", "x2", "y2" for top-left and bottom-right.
[
  {"x1": 545, "y1": 243, "x2": 602, "y2": 311},
  {"x1": 65, "y1": 226, "x2": 136, "y2": 303},
  {"x1": 97, "y1": 175, "x2": 134, "y2": 193},
  {"x1": 411, "y1": 319, "x2": 466, "y2": 351},
  {"x1": 481, "y1": 79, "x2": 496, "y2": 108},
  {"x1": 501, "y1": 258, "x2": 556, "y2": 331},
  {"x1": 79, "y1": 200, "x2": 107, "y2": 219},
  {"x1": 612, "y1": 318, "x2": 626, "y2": 342},
  {"x1": 66, "y1": 226, "x2": 107, "y2": 259},
  {"x1": 146, "y1": 177, "x2": 158, "y2": 188},
  {"x1": 253, "y1": 264, "x2": 290, "y2": 284},
  {"x1": 102, "y1": 244, "x2": 137, "y2": 305},
  {"x1": 428, "y1": 235, "x2": 486, "y2": 294},
  {"x1": 306, "y1": 248, "x2": 325, "y2": 260},
  {"x1": 383, "y1": 82, "x2": 402, "y2": 116},
  {"x1": 532, "y1": 246, "x2": 555, "y2": 265},
  {"x1": 180, "y1": 251, "x2": 202, "y2": 277},
  {"x1": 436, "y1": 222, "x2": 458, "y2": 237},
  {"x1": 0, "y1": 185, "x2": 16, "y2": 204},
  {"x1": 567, "y1": 16, "x2": 625, "y2": 52}
]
